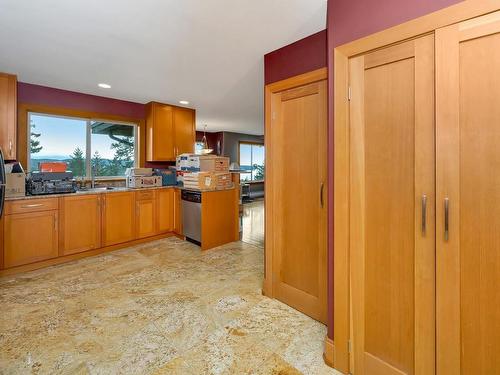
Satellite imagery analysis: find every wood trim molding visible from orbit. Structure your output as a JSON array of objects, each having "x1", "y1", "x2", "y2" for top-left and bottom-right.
[
  {"x1": 323, "y1": 337, "x2": 335, "y2": 368},
  {"x1": 265, "y1": 68, "x2": 327, "y2": 94},
  {"x1": 263, "y1": 67, "x2": 328, "y2": 299},
  {"x1": 17, "y1": 103, "x2": 146, "y2": 169},
  {"x1": 331, "y1": 2, "x2": 500, "y2": 375},
  {"x1": 337, "y1": 0, "x2": 500, "y2": 56},
  {"x1": 332, "y1": 48, "x2": 351, "y2": 375}
]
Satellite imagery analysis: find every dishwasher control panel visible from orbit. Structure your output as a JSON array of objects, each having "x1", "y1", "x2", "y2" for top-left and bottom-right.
[{"x1": 181, "y1": 190, "x2": 202, "y2": 203}]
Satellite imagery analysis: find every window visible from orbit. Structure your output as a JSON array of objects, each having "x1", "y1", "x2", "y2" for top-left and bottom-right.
[
  {"x1": 28, "y1": 112, "x2": 137, "y2": 178},
  {"x1": 239, "y1": 142, "x2": 264, "y2": 182}
]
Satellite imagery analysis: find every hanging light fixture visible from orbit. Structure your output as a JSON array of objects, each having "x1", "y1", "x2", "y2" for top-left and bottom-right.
[{"x1": 200, "y1": 124, "x2": 213, "y2": 155}]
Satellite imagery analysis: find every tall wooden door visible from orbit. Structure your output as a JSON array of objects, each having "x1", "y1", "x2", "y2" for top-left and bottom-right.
[
  {"x1": 269, "y1": 78, "x2": 327, "y2": 323},
  {"x1": 436, "y1": 12, "x2": 500, "y2": 375},
  {"x1": 349, "y1": 35, "x2": 435, "y2": 375}
]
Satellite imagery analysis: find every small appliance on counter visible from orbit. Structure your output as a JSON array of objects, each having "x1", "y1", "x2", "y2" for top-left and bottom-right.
[
  {"x1": 3, "y1": 161, "x2": 27, "y2": 199},
  {"x1": 125, "y1": 167, "x2": 162, "y2": 188},
  {"x1": 27, "y1": 171, "x2": 77, "y2": 195}
]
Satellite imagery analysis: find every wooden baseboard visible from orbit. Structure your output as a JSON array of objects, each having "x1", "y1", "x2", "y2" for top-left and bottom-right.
[
  {"x1": 323, "y1": 336, "x2": 335, "y2": 368},
  {"x1": 262, "y1": 277, "x2": 272, "y2": 297},
  {"x1": 0, "y1": 232, "x2": 175, "y2": 277}
]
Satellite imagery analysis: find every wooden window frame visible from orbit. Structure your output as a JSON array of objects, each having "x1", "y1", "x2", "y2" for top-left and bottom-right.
[{"x1": 17, "y1": 103, "x2": 146, "y2": 180}]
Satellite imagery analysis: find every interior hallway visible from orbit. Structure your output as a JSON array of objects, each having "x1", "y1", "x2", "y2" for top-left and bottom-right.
[
  {"x1": 242, "y1": 198, "x2": 265, "y2": 248},
  {"x1": 0, "y1": 237, "x2": 339, "y2": 375}
]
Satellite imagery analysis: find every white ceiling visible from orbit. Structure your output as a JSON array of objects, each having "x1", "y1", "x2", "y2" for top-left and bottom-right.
[{"x1": 0, "y1": 0, "x2": 327, "y2": 135}]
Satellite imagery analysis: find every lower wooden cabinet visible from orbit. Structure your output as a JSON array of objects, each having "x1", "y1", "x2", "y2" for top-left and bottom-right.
[
  {"x1": 157, "y1": 188, "x2": 174, "y2": 233},
  {"x1": 173, "y1": 188, "x2": 182, "y2": 235},
  {"x1": 102, "y1": 192, "x2": 136, "y2": 247},
  {"x1": 59, "y1": 195, "x2": 101, "y2": 255},
  {"x1": 1, "y1": 188, "x2": 181, "y2": 271},
  {"x1": 4, "y1": 210, "x2": 59, "y2": 268},
  {"x1": 136, "y1": 191, "x2": 157, "y2": 239}
]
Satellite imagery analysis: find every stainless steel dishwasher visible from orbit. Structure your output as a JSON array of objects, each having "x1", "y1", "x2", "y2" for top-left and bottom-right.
[{"x1": 181, "y1": 190, "x2": 202, "y2": 245}]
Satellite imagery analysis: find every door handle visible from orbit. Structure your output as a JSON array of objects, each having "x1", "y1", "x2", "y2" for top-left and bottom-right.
[
  {"x1": 444, "y1": 197, "x2": 449, "y2": 241},
  {"x1": 320, "y1": 183, "x2": 324, "y2": 208},
  {"x1": 421, "y1": 194, "x2": 427, "y2": 235}
]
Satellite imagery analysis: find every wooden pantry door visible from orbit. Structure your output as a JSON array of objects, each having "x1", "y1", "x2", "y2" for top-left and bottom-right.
[
  {"x1": 349, "y1": 35, "x2": 435, "y2": 375},
  {"x1": 269, "y1": 77, "x2": 328, "y2": 324},
  {"x1": 436, "y1": 12, "x2": 500, "y2": 375}
]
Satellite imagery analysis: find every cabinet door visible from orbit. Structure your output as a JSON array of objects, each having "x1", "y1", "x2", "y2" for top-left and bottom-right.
[
  {"x1": 0, "y1": 73, "x2": 17, "y2": 160},
  {"x1": 136, "y1": 197, "x2": 156, "y2": 239},
  {"x1": 157, "y1": 189, "x2": 173, "y2": 233},
  {"x1": 4, "y1": 210, "x2": 59, "y2": 268},
  {"x1": 103, "y1": 192, "x2": 135, "y2": 246},
  {"x1": 349, "y1": 35, "x2": 435, "y2": 375},
  {"x1": 436, "y1": 12, "x2": 500, "y2": 375},
  {"x1": 173, "y1": 188, "x2": 182, "y2": 235},
  {"x1": 60, "y1": 195, "x2": 101, "y2": 255},
  {"x1": 146, "y1": 102, "x2": 175, "y2": 161},
  {"x1": 173, "y1": 107, "x2": 195, "y2": 156}
]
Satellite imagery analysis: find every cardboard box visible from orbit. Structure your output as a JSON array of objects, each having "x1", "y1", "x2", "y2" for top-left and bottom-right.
[
  {"x1": 183, "y1": 172, "x2": 217, "y2": 190},
  {"x1": 5, "y1": 173, "x2": 26, "y2": 197},
  {"x1": 126, "y1": 176, "x2": 162, "y2": 189},
  {"x1": 200, "y1": 156, "x2": 230, "y2": 172},
  {"x1": 214, "y1": 172, "x2": 233, "y2": 189}
]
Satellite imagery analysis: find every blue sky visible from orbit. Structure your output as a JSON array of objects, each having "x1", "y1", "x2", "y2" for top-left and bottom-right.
[{"x1": 30, "y1": 114, "x2": 134, "y2": 160}]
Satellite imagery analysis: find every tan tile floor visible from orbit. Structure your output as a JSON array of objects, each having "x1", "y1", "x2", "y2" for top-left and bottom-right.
[{"x1": 0, "y1": 237, "x2": 341, "y2": 375}]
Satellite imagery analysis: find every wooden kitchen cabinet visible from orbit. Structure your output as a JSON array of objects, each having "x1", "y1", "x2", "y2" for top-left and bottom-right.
[
  {"x1": 173, "y1": 107, "x2": 196, "y2": 156},
  {"x1": 4, "y1": 209, "x2": 59, "y2": 268},
  {"x1": 157, "y1": 188, "x2": 174, "y2": 233},
  {"x1": 0, "y1": 72, "x2": 17, "y2": 160},
  {"x1": 135, "y1": 190, "x2": 156, "y2": 239},
  {"x1": 146, "y1": 102, "x2": 175, "y2": 161},
  {"x1": 59, "y1": 195, "x2": 101, "y2": 255},
  {"x1": 173, "y1": 188, "x2": 182, "y2": 235},
  {"x1": 146, "y1": 102, "x2": 195, "y2": 161},
  {"x1": 102, "y1": 192, "x2": 135, "y2": 246}
]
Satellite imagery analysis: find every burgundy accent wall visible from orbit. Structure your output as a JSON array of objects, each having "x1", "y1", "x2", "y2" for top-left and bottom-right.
[
  {"x1": 325, "y1": 0, "x2": 465, "y2": 340},
  {"x1": 264, "y1": 30, "x2": 327, "y2": 85},
  {"x1": 17, "y1": 82, "x2": 145, "y2": 119}
]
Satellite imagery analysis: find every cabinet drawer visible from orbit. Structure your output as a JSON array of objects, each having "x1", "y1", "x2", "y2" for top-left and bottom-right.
[
  {"x1": 136, "y1": 190, "x2": 155, "y2": 201},
  {"x1": 5, "y1": 198, "x2": 59, "y2": 215}
]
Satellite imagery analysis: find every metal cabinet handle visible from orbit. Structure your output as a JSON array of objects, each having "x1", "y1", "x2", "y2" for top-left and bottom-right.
[
  {"x1": 21, "y1": 203, "x2": 44, "y2": 208},
  {"x1": 444, "y1": 197, "x2": 449, "y2": 241},
  {"x1": 320, "y1": 183, "x2": 324, "y2": 208},
  {"x1": 421, "y1": 194, "x2": 427, "y2": 235},
  {"x1": 9, "y1": 140, "x2": 13, "y2": 155}
]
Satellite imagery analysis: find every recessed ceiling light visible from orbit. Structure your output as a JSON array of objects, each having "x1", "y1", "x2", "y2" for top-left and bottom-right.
[
  {"x1": 98, "y1": 83, "x2": 111, "y2": 89},
  {"x1": 179, "y1": 100, "x2": 190, "y2": 105}
]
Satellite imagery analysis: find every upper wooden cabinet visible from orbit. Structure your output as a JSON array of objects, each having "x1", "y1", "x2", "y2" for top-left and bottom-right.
[
  {"x1": 59, "y1": 195, "x2": 101, "y2": 256},
  {"x1": 173, "y1": 107, "x2": 195, "y2": 155},
  {"x1": 0, "y1": 73, "x2": 17, "y2": 160},
  {"x1": 146, "y1": 102, "x2": 195, "y2": 161}
]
